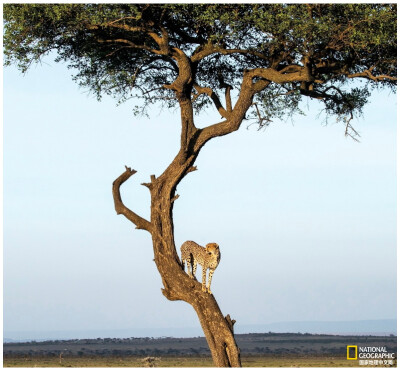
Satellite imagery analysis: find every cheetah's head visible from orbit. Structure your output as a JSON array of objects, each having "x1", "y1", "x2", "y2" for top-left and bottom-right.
[{"x1": 206, "y1": 243, "x2": 220, "y2": 257}]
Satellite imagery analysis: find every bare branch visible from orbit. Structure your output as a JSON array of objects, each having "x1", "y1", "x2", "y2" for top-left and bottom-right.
[
  {"x1": 171, "y1": 194, "x2": 180, "y2": 203},
  {"x1": 252, "y1": 103, "x2": 272, "y2": 129},
  {"x1": 218, "y1": 73, "x2": 233, "y2": 113},
  {"x1": 225, "y1": 86, "x2": 232, "y2": 113},
  {"x1": 186, "y1": 166, "x2": 197, "y2": 173},
  {"x1": 344, "y1": 112, "x2": 360, "y2": 142},
  {"x1": 225, "y1": 314, "x2": 236, "y2": 334},
  {"x1": 193, "y1": 83, "x2": 228, "y2": 118},
  {"x1": 112, "y1": 166, "x2": 153, "y2": 232}
]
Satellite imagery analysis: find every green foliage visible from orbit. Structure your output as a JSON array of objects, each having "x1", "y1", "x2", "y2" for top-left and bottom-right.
[{"x1": 3, "y1": 4, "x2": 396, "y2": 127}]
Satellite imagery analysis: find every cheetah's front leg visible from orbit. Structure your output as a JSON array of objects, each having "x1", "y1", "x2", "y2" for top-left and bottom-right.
[
  {"x1": 206, "y1": 268, "x2": 215, "y2": 294},
  {"x1": 201, "y1": 266, "x2": 207, "y2": 292}
]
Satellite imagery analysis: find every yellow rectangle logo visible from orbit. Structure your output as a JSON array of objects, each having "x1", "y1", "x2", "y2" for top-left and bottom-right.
[{"x1": 347, "y1": 345, "x2": 358, "y2": 360}]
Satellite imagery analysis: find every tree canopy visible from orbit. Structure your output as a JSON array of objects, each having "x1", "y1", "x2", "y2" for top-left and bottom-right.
[{"x1": 4, "y1": 4, "x2": 397, "y2": 137}]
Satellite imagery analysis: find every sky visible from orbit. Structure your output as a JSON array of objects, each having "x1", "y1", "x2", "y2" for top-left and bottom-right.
[{"x1": 3, "y1": 57, "x2": 397, "y2": 340}]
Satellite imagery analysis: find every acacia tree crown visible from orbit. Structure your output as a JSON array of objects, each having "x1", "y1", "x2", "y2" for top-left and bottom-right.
[{"x1": 4, "y1": 4, "x2": 397, "y2": 136}]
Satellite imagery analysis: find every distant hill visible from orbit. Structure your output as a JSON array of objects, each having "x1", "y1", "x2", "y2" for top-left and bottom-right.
[
  {"x1": 236, "y1": 319, "x2": 397, "y2": 336},
  {"x1": 3, "y1": 332, "x2": 397, "y2": 357},
  {"x1": 4, "y1": 319, "x2": 395, "y2": 343}
]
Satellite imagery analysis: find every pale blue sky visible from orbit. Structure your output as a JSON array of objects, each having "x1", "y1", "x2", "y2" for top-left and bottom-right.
[{"x1": 3, "y1": 58, "x2": 396, "y2": 340}]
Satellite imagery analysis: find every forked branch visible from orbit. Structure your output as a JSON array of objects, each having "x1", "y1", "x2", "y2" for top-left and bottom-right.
[{"x1": 112, "y1": 166, "x2": 153, "y2": 232}]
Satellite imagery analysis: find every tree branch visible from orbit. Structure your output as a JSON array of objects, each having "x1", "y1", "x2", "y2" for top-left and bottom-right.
[
  {"x1": 247, "y1": 67, "x2": 313, "y2": 84},
  {"x1": 191, "y1": 44, "x2": 272, "y2": 63},
  {"x1": 346, "y1": 69, "x2": 397, "y2": 82},
  {"x1": 193, "y1": 70, "x2": 270, "y2": 151},
  {"x1": 106, "y1": 23, "x2": 165, "y2": 49},
  {"x1": 218, "y1": 73, "x2": 233, "y2": 113},
  {"x1": 225, "y1": 314, "x2": 236, "y2": 334},
  {"x1": 193, "y1": 83, "x2": 228, "y2": 118},
  {"x1": 112, "y1": 166, "x2": 153, "y2": 232},
  {"x1": 344, "y1": 112, "x2": 360, "y2": 142},
  {"x1": 97, "y1": 38, "x2": 161, "y2": 55}
]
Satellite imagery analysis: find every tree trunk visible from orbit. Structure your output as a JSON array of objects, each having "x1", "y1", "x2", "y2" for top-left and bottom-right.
[
  {"x1": 151, "y1": 236, "x2": 241, "y2": 366},
  {"x1": 112, "y1": 55, "x2": 260, "y2": 367},
  {"x1": 192, "y1": 297, "x2": 241, "y2": 367},
  {"x1": 148, "y1": 176, "x2": 241, "y2": 367}
]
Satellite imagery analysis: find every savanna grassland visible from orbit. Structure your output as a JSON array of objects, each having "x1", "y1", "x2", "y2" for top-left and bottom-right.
[
  {"x1": 3, "y1": 354, "x2": 368, "y2": 367},
  {"x1": 4, "y1": 333, "x2": 396, "y2": 367}
]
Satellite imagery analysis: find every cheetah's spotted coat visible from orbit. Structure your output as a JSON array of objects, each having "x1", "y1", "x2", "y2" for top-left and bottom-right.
[{"x1": 180, "y1": 240, "x2": 221, "y2": 294}]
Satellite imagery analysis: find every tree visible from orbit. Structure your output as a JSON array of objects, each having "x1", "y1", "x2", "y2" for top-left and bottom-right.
[{"x1": 3, "y1": 4, "x2": 396, "y2": 367}]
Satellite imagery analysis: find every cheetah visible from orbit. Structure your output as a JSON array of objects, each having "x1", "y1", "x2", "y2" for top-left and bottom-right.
[{"x1": 180, "y1": 240, "x2": 221, "y2": 294}]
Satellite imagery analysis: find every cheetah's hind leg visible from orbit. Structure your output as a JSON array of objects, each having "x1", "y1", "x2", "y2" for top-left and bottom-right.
[
  {"x1": 185, "y1": 258, "x2": 194, "y2": 278},
  {"x1": 192, "y1": 257, "x2": 199, "y2": 281}
]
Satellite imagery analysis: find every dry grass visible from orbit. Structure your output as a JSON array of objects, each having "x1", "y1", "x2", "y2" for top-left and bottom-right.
[{"x1": 3, "y1": 355, "x2": 368, "y2": 367}]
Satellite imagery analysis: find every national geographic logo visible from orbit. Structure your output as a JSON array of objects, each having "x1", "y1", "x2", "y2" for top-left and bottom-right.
[
  {"x1": 347, "y1": 345, "x2": 357, "y2": 360},
  {"x1": 347, "y1": 346, "x2": 396, "y2": 366}
]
